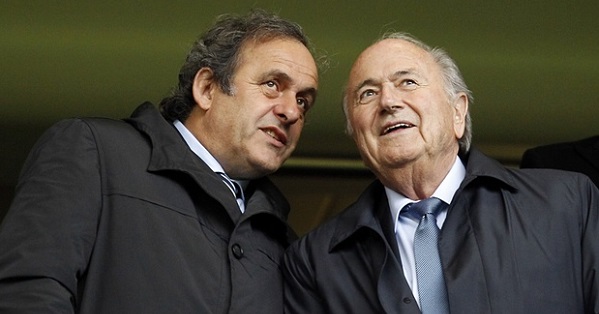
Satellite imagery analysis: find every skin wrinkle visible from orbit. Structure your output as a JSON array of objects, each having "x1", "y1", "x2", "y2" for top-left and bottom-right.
[
  {"x1": 186, "y1": 38, "x2": 318, "y2": 180},
  {"x1": 346, "y1": 38, "x2": 468, "y2": 200}
]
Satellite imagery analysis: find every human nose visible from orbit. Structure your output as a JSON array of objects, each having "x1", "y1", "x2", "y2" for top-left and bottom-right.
[
  {"x1": 379, "y1": 84, "x2": 402, "y2": 112},
  {"x1": 274, "y1": 93, "x2": 301, "y2": 124}
]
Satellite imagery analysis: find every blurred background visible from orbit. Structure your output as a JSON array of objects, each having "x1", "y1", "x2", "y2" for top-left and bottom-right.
[{"x1": 2, "y1": 1, "x2": 598, "y2": 235}]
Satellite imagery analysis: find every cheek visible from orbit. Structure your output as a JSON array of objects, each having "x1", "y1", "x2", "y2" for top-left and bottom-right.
[
  {"x1": 349, "y1": 108, "x2": 373, "y2": 133},
  {"x1": 429, "y1": 113, "x2": 459, "y2": 144},
  {"x1": 289, "y1": 121, "x2": 304, "y2": 140},
  {"x1": 349, "y1": 121, "x2": 368, "y2": 145}
]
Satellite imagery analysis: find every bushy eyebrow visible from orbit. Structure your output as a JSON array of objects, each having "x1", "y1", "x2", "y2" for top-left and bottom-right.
[
  {"x1": 261, "y1": 69, "x2": 318, "y2": 100},
  {"x1": 258, "y1": 69, "x2": 290, "y2": 84}
]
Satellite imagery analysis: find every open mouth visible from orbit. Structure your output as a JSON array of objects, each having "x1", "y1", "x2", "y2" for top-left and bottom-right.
[
  {"x1": 381, "y1": 122, "x2": 415, "y2": 135},
  {"x1": 263, "y1": 128, "x2": 287, "y2": 145}
]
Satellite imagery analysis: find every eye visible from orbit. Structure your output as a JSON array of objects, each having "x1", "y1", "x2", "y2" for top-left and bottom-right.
[
  {"x1": 358, "y1": 89, "x2": 377, "y2": 104},
  {"x1": 261, "y1": 80, "x2": 281, "y2": 98},
  {"x1": 399, "y1": 79, "x2": 419, "y2": 90},
  {"x1": 296, "y1": 97, "x2": 312, "y2": 112},
  {"x1": 264, "y1": 80, "x2": 278, "y2": 90}
]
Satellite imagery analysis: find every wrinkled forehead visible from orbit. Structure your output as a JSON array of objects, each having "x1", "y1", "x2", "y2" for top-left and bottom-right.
[
  {"x1": 348, "y1": 39, "x2": 438, "y2": 88},
  {"x1": 243, "y1": 37, "x2": 317, "y2": 74}
]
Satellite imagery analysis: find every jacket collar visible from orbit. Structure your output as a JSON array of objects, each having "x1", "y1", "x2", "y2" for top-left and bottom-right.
[
  {"x1": 124, "y1": 102, "x2": 291, "y2": 224},
  {"x1": 329, "y1": 147, "x2": 517, "y2": 250},
  {"x1": 125, "y1": 102, "x2": 199, "y2": 173},
  {"x1": 329, "y1": 180, "x2": 389, "y2": 252},
  {"x1": 459, "y1": 148, "x2": 519, "y2": 191}
]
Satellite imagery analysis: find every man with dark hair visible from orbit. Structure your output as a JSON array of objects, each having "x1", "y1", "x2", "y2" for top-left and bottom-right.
[
  {"x1": 283, "y1": 32, "x2": 599, "y2": 313},
  {"x1": 520, "y1": 135, "x2": 599, "y2": 187},
  {"x1": 0, "y1": 10, "x2": 319, "y2": 313}
]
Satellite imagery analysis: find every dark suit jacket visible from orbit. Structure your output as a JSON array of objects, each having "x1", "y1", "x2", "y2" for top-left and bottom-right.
[
  {"x1": 520, "y1": 135, "x2": 599, "y2": 187},
  {"x1": 283, "y1": 149, "x2": 599, "y2": 314},
  {"x1": 0, "y1": 103, "x2": 296, "y2": 313}
]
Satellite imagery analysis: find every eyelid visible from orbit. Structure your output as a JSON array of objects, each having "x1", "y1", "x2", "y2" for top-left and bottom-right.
[
  {"x1": 297, "y1": 98, "x2": 307, "y2": 110},
  {"x1": 356, "y1": 87, "x2": 378, "y2": 103},
  {"x1": 398, "y1": 77, "x2": 419, "y2": 86},
  {"x1": 265, "y1": 80, "x2": 279, "y2": 88},
  {"x1": 298, "y1": 87, "x2": 317, "y2": 111},
  {"x1": 261, "y1": 80, "x2": 281, "y2": 97},
  {"x1": 360, "y1": 89, "x2": 373, "y2": 98},
  {"x1": 298, "y1": 96, "x2": 313, "y2": 111}
]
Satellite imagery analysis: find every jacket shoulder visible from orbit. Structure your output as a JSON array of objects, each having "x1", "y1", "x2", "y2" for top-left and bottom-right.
[
  {"x1": 511, "y1": 167, "x2": 592, "y2": 185},
  {"x1": 289, "y1": 180, "x2": 385, "y2": 256},
  {"x1": 505, "y1": 167, "x2": 598, "y2": 204}
]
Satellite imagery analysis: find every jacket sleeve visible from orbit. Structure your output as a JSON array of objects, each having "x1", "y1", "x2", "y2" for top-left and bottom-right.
[
  {"x1": 282, "y1": 238, "x2": 328, "y2": 314},
  {"x1": 582, "y1": 177, "x2": 599, "y2": 314},
  {"x1": 0, "y1": 119, "x2": 102, "y2": 313}
]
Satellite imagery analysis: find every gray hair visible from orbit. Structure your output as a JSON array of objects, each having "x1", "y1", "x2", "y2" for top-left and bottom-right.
[{"x1": 343, "y1": 32, "x2": 473, "y2": 154}]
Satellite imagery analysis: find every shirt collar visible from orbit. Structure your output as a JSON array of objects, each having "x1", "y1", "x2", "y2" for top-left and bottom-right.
[
  {"x1": 386, "y1": 156, "x2": 466, "y2": 232},
  {"x1": 173, "y1": 120, "x2": 248, "y2": 190},
  {"x1": 328, "y1": 148, "x2": 518, "y2": 252}
]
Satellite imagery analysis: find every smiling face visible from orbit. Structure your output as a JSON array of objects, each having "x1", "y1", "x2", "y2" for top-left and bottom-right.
[
  {"x1": 346, "y1": 38, "x2": 467, "y2": 178},
  {"x1": 189, "y1": 37, "x2": 318, "y2": 179}
]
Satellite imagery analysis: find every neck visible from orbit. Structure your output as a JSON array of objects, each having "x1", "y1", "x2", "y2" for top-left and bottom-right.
[{"x1": 378, "y1": 153, "x2": 457, "y2": 200}]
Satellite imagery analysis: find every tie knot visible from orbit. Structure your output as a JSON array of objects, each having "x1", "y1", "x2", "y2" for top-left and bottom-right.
[{"x1": 408, "y1": 197, "x2": 446, "y2": 218}]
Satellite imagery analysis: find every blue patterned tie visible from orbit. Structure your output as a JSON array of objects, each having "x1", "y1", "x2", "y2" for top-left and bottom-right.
[
  {"x1": 410, "y1": 197, "x2": 449, "y2": 314},
  {"x1": 217, "y1": 172, "x2": 245, "y2": 212}
]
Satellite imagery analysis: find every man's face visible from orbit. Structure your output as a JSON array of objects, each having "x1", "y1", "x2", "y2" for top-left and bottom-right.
[
  {"x1": 199, "y1": 38, "x2": 318, "y2": 179},
  {"x1": 346, "y1": 39, "x2": 466, "y2": 174}
]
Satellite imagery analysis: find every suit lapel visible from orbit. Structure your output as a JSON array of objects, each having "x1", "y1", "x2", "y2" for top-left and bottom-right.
[
  {"x1": 126, "y1": 102, "x2": 242, "y2": 222},
  {"x1": 170, "y1": 151, "x2": 243, "y2": 223},
  {"x1": 373, "y1": 188, "x2": 420, "y2": 313},
  {"x1": 330, "y1": 181, "x2": 420, "y2": 313},
  {"x1": 440, "y1": 190, "x2": 494, "y2": 313}
]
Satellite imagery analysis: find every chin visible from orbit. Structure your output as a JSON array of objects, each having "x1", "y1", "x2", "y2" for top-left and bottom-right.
[{"x1": 251, "y1": 156, "x2": 285, "y2": 176}]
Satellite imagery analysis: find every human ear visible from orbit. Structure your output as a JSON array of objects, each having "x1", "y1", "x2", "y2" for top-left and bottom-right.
[
  {"x1": 192, "y1": 68, "x2": 216, "y2": 110},
  {"x1": 452, "y1": 93, "x2": 468, "y2": 138}
]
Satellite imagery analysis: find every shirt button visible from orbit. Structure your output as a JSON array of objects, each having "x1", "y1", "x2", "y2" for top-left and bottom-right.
[
  {"x1": 402, "y1": 297, "x2": 412, "y2": 304},
  {"x1": 231, "y1": 244, "x2": 244, "y2": 259}
]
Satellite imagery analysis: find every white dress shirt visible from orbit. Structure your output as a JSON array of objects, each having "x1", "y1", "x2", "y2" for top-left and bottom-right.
[
  {"x1": 173, "y1": 120, "x2": 247, "y2": 213},
  {"x1": 386, "y1": 156, "x2": 466, "y2": 305}
]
